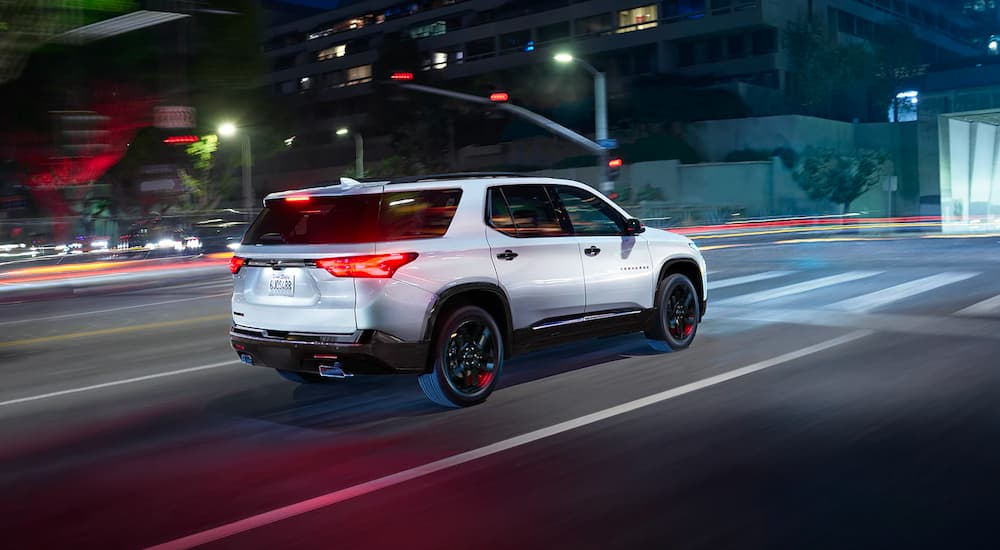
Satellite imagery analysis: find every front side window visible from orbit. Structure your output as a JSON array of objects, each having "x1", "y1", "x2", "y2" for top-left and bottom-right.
[
  {"x1": 555, "y1": 186, "x2": 624, "y2": 236},
  {"x1": 488, "y1": 188, "x2": 518, "y2": 237},
  {"x1": 489, "y1": 185, "x2": 567, "y2": 237}
]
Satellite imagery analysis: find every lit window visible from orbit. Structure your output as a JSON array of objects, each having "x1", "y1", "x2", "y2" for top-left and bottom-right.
[
  {"x1": 318, "y1": 44, "x2": 347, "y2": 61},
  {"x1": 409, "y1": 20, "x2": 446, "y2": 39},
  {"x1": 346, "y1": 64, "x2": 372, "y2": 84},
  {"x1": 432, "y1": 52, "x2": 447, "y2": 69},
  {"x1": 618, "y1": 4, "x2": 658, "y2": 33}
]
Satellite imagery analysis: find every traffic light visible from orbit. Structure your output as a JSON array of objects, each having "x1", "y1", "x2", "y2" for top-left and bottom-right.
[{"x1": 607, "y1": 157, "x2": 623, "y2": 180}]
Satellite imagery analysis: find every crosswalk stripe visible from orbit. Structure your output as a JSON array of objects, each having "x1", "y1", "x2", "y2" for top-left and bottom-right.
[
  {"x1": 955, "y1": 293, "x2": 1000, "y2": 317},
  {"x1": 827, "y1": 272, "x2": 979, "y2": 313},
  {"x1": 708, "y1": 271, "x2": 794, "y2": 290},
  {"x1": 716, "y1": 271, "x2": 882, "y2": 306}
]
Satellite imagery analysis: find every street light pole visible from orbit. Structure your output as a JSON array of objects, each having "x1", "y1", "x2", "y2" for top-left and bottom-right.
[
  {"x1": 242, "y1": 133, "x2": 253, "y2": 220},
  {"x1": 337, "y1": 127, "x2": 364, "y2": 177},
  {"x1": 554, "y1": 53, "x2": 612, "y2": 193},
  {"x1": 354, "y1": 132, "x2": 364, "y2": 178},
  {"x1": 219, "y1": 122, "x2": 254, "y2": 220}
]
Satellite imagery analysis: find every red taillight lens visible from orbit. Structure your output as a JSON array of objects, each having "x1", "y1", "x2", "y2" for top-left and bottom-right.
[
  {"x1": 316, "y1": 253, "x2": 418, "y2": 278},
  {"x1": 229, "y1": 256, "x2": 245, "y2": 274}
]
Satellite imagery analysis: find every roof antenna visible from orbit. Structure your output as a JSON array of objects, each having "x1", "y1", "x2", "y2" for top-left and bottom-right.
[{"x1": 340, "y1": 177, "x2": 362, "y2": 186}]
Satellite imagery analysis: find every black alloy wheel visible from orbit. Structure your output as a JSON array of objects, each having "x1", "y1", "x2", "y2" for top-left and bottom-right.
[
  {"x1": 419, "y1": 305, "x2": 503, "y2": 407},
  {"x1": 646, "y1": 273, "x2": 700, "y2": 350}
]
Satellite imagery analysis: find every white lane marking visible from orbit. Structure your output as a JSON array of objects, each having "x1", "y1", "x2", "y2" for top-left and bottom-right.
[
  {"x1": 0, "y1": 293, "x2": 231, "y2": 327},
  {"x1": 716, "y1": 271, "x2": 882, "y2": 306},
  {"x1": 828, "y1": 272, "x2": 979, "y2": 313},
  {"x1": 708, "y1": 271, "x2": 794, "y2": 290},
  {"x1": 145, "y1": 330, "x2": 872, "y2": 550},
  {"x1": 0, "y1": 360, "x2": 239, "y2": 408},
  {"x1": 955, "y1": 293, "x2": 1000, "y2": 317}
]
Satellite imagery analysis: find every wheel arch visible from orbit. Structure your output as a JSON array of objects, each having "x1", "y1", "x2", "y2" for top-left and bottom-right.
[
  {"x1": 654, "y1": 257, "x2": 705, "y2": 319},
  {"x1": 421, "y1": 283, "x2": 514, "y2": 370}
]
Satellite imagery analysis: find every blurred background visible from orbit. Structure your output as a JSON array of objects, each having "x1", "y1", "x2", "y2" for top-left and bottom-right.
[
  {"x1": 3, "y1": 0, "x2": 1000, "y2": 263},
  {"x1": 5, "y1": 4, "x2": 1000, "y2": 548}
]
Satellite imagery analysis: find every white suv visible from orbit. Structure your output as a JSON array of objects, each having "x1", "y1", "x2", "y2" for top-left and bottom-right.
[{"x1": 229, "y1": 174, "x2": 707, "y2": 407}]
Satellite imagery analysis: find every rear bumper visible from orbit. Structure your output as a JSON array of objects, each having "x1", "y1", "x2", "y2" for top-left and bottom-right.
[{"x1": 230, "y1": 325, "x2": 430, "y2": 375}]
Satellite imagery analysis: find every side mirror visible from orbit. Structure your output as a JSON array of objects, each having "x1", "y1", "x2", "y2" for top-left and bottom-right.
[{"x1": 624, "y1": 218, "x2": 645, "y2": 235}]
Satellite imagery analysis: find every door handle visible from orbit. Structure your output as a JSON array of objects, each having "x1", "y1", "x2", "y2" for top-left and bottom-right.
[
  {"x1": 496, "y1": 249, "x2": 518, "y2": 261},
  {"x1": 584, "y1": 246, "x2": 601, "y2": 257}
]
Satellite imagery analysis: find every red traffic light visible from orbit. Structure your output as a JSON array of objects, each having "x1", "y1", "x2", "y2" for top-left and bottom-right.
[
  {"x1": 390, "y1": 72, "x2": 414, "y2": 81},
  {"x1": 489, "y1": 92, "x2": 510, "y2": 103},
  {"x1": 608, "y1": 158, "x2": 623, "y2": 168},
  {"x1": 163, "y1": 135, "x2": 199, "y2": 145}
]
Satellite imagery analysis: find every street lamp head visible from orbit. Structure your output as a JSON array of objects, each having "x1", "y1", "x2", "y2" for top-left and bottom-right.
[
  {"x1": 553, "y1": 52, "x2": 574, "y2": 63},
  {"x1": 336, "y1": 127, "x2": 350, "y2": 136},
  {"x1": 218, "y1": 122, "x2": 236, "y2": 137}
]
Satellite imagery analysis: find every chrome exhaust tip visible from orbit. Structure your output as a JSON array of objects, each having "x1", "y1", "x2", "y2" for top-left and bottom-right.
[{"x1": 318, "y1": 363, "x2": 353, "y2": 379}]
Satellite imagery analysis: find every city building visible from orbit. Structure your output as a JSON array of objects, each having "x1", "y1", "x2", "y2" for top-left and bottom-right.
[{"x1": 259, "y1": 0, "x2": 981, "y2": 187}]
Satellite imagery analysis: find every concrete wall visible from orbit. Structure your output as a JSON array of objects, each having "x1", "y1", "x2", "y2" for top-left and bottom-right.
[
  {"x1": 686, "y1": 115, "x2": 858, "y2": 162},
  {"x1": 534, "y1": 157, "x2": 844, "y2": 221}
]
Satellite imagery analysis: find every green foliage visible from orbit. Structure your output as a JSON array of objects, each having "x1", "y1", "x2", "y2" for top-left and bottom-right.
[
  {"x1": 870, "y1": 23, "x2": 923, "y2": 121},
  {"x1": 783, "y1": 18, "x2": 869, "y2": 110},
  {"x1": 794, "y1": 148, "x2": 887, "y2": 211},
  {"x1": 178, "y1": 134, "x2": 238, "y2": 210}
]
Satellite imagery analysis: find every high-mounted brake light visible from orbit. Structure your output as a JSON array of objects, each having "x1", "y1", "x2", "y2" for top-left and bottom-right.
[
  {"x1": 229, "y1": 256, "x2": 245, "y2": 274},
  {"x1": 489, "y1": 92, "x2": 509, "y2": 103},
  {"x1": 316, "y1": 253, "x2": 418, "y2": 278},
  {"x1": 285, "y1": 195, "x2": 311, "y2": 202},
  {"x1": 390, "y1": 72, "x2": 414, "y2": 81},
  {"x1": 608, "y1": 158, "x2": 624, "y2": 168}
]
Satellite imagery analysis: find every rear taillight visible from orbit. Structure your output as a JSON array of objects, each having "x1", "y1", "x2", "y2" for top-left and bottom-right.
[
  {"x1": 316, "y1": 253, "x2": 418, "y2": 278},
  {"x1": 229, "y1": 256, "x2": 245, "y2": 274}
]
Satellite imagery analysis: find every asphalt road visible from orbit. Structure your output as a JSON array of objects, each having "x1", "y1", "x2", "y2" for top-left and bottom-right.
[{"x1": 3, "y1": 237, "x2": 1000, "y2": 549}]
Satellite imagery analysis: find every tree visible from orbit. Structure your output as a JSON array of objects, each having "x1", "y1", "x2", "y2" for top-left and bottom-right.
[
  {"x1": 794, "y1": 148, "x2": 887, "y2": 213},
  {"x1": 784, "y1": 18, "x2": 868, "y2": 114},
  {"x1": 869, "y1": 23, "x2": 923, "y2": 122},
  {"x1": 177, "y1": 134, "x2": 240, "y2": 211}
]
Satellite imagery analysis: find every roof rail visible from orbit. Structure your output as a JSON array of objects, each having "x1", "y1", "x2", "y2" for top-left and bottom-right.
[{"x1": 388, "y1": 172, "x2": 530, "y2": 184}]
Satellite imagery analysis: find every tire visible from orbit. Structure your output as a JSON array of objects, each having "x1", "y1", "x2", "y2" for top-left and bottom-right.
[
  {"x1": 645, "y1": 273, "x2": 700, "y2": 351},
  {"x1": 418, "y1": 305, "x2": 504, "y2": 408},
  {"x1": 276, "y1": 369, "x2": 328, "y2": 384}
]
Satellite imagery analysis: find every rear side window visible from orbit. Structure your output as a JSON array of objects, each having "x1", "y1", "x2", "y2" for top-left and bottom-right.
[
  {"x1": 379, "y1": 189, "x2": 462, "y2": 240},
  {"x1": 490, "y1": 185, "x2": 568, "y2": 237},
  {"x1": 243, "y1": 189, "x2": 462, "y2": 245},
  {"x1": 243, "y1": 195, "x2": 380, "y2": 245}
]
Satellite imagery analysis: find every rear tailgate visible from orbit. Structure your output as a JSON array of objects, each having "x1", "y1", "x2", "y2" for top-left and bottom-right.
[{"x1": 232, "y1": 190, "x2": 381, "y2": 334}]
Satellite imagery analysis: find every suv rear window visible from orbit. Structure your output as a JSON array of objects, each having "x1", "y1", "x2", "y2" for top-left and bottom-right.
[{"x1": 243, "y1": 189, "x2": 462, "y2": 245}]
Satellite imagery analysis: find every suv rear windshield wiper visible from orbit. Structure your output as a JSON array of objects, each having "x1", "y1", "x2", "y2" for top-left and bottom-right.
[{"x1": 258, "y1": 233, "x2": 287, "y2": 244}]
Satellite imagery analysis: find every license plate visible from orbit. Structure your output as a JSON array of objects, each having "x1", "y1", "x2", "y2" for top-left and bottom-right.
[{"x1": 268, "y1": 272, "x2": 294, "y2": 296}]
